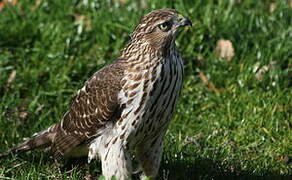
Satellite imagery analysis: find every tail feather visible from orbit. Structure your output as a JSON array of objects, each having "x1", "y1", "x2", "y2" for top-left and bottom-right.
[
  {"x1": 51, "y1": 130, "x2": 81, "y2": 160},
  {"x1": 0, "y1": 126, "x2": 57, "y2": 158}
]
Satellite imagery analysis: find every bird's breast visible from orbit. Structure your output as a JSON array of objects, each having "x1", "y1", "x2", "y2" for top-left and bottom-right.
[{"x1": 116, "y1": 52, "x2": 183, "y2": 148}]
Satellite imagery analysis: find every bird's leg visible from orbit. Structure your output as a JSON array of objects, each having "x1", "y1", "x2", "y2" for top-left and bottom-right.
[
  {"x1": 101, "y1": 142, "x2": 132, "y2": 180},
  {"x1": 136, "y1": 136, "x2": 164, "y2": 180}
]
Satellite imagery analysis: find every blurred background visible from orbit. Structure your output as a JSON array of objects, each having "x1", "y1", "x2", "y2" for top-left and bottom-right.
[{"x1": 0, "y1": 0, "x2": 291, "y2": 179}]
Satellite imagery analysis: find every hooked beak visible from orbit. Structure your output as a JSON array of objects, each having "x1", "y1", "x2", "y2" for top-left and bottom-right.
[{"x1": 178, "y1": 17, "x2": 192, "y2": 27}]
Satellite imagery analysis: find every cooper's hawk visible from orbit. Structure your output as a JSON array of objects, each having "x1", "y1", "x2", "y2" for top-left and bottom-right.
[{"x1": 1, "y1": 9, "x2": 191, "y2": 180}]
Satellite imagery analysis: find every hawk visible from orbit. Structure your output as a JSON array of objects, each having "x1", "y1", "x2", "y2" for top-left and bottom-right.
[{"x1": 1, "y1": 9, "x2": 192, "y2": 180}]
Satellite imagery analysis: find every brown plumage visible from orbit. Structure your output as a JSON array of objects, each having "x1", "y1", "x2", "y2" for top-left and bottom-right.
[{"x1": 0, "y1": 9, "x2": 191, "y2": 180}]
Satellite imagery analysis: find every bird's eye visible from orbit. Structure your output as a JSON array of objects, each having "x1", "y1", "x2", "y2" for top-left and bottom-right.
[{"x1": 158, "y1": 21, "x2": 171, "y2": 32}]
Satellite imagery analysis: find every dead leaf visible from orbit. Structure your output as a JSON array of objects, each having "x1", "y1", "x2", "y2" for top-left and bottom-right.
[
  {"x1": 0, "y1": 0, "x2": 17, "y2": 10},
  {"x1": 84, "y1": 174, "x2": 101, "y2": 180},
  {"x1": 255, "y1": 65, "x2": 269, "y2": 80},
  {"x1": 290, "y1": 0, "x2": 292, "y2": 8},
  {"x1": 7, "y1": 70, "x2": 16, "y2": 85},
  {"x1": 73, "y1": 14, "x2": 92, "y2": 32},
  {"x1": 9, "y1": 0, "x2": 17, "y2": 5},
  {"x1": 74, "y1": 14, "x2": 85, "y2": 22},
  {"x1": 0, "y1": 2, "x2": 5, "y2": 10},
  {"x1": 199, "y1": 71, "x2": 220, "y2": 94},
  {"x1": 182, "y1": 133, "x2": 203, "y2": 148},
  {"x1": 215, "y1": 39, "x2": 235, "y2": 61},
  {"x1": 19, "y1": 111, "x2": 28, "y2": 119},
  {"x1": 31, "y1": 0, "x2": 42, "y2": 11},
  {"x1": 277, "y1": 155, "x2": 292, "y2": 165},
  {"x1": 255, "y1": 61, "x2": 276, "y2": 81},
  {"x1": 4, "y1": 70, "x2": 17, "y2": 93},
  {"x1": 196, "y1": 55, "x2": 205, "y2": 67},
  {"x1": 197, "y1": 55, "x2": 204, "y2": 61},
  {"x1": 269, "y1": 2, "x2": 277, "y2": 13}
]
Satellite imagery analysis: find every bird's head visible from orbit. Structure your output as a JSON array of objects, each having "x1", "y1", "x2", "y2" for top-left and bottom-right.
[{"x1": 131, "y1": 8, "x2": 192, "y2": 54}]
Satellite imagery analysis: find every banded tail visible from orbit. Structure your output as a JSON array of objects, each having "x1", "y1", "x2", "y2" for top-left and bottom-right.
[{"x1": 0, "y1": 124, "x2": 58, "y2": 158}]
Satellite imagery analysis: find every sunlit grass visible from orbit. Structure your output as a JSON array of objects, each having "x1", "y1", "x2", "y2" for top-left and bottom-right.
[{"x1": 0, "y1": 0, "x2": 291, "y2": 179}]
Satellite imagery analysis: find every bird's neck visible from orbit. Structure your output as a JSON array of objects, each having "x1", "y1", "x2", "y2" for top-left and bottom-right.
[{"x1": 119, "y1": 39, "x2": 177, "y2": 63}]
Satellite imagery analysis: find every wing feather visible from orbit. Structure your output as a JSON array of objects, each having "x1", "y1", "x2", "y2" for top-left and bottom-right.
[{"x1": 51, "y1": 61, "x2": 125, "y2": 158}]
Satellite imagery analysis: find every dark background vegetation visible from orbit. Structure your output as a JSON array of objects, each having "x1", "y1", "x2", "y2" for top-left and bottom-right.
[{"x1": 0, "y1": 0, "x2": 291, "y2": 179}]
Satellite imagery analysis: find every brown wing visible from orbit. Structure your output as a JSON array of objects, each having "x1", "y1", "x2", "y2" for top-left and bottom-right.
[{"x1": 51, "y1": 61, "x2": 125, "y2": 158}]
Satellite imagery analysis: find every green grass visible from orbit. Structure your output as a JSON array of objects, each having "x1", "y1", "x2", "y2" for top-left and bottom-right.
[{"x1": 0, "y1": 0, "x2": 291, "y2": 179}]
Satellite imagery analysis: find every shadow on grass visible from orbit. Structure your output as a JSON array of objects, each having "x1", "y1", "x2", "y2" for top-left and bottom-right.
[
  {"x1": 158, "y1": 158, "x2": 292, "y2": 180},
  {"x1": 62, "y1": 156, "x2": 291, "y2": 180},
  {"x1": 2, "y1": 153, "x2": 291, "y2": 180}
]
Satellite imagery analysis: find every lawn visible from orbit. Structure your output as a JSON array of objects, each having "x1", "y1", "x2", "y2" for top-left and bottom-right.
[{"x1": 0, "y1": 0, "x2": 291, "y2": 179}]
